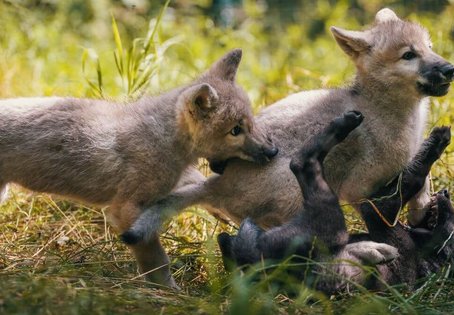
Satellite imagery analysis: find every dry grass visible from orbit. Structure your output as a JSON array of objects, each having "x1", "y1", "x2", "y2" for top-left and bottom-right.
[{"x1": 1, "y1": 1, "x2": 454, "y2": 314}]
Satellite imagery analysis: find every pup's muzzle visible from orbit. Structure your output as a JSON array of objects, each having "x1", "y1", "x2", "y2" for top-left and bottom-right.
[{"x1": 418, "y1": 62, "x2": 454, "y2": 96}]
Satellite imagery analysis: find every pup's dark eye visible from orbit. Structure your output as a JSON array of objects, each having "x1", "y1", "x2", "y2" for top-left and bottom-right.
[
  {"x1": 402, "y1": 51, "x2": 417, "y2": 60},
  {"x1": 230, "y1": 125, "x2": 241, "y2": 136}
]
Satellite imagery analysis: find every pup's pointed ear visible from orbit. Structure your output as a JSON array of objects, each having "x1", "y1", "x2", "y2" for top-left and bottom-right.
[
  {"x1": 330, "y1": 26, "x2": 370, "y2": 59},
  {"x1": 183, "y1": 83, "x2": 219, "y2": 114},
  {"x1": 205, "y1": 48, "x2": 242, "y2": 82},
  {"x1": 375, "y1": 8, "x2": 400, "y2": 24}
]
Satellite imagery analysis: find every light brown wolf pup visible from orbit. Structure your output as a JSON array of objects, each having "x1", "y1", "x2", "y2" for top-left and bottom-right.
[
  {"x1": 126, "y1": 9, "x2": 453, "y2": 245},
  {"x1": 0, "y1": 49, "x2": 277, "y2": 288}
]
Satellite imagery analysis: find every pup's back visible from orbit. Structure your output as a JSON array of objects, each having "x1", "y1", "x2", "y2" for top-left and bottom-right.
[{"x1": 196, "y1": 9, "x2": 454, "y2": 227}]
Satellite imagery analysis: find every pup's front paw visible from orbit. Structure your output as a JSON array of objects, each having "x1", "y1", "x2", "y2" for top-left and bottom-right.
[
  {"x1": 342, "y1": 110, "x2": 364, "y2": 129},
  {"x1": 332, "y1": 110, "x2": 364, "y2": 141},
  {"x1": 428, "y1": 126, "x2": 451, "y2": 158}
]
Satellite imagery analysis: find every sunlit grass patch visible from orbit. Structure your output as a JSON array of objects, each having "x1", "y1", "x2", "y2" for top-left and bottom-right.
[{"x1": 1, "y1": 0, "x2": 454, "y2": 314}]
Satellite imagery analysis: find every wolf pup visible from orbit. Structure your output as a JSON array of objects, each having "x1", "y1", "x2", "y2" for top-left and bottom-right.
[
  {"x1": 123, "y1": 8, "x2": 454, "y2": 243},
  {"x1": 0, "y1": 49, "x2": 277, "y2": 288},
  {"x1": 219, "y1": 112, "x2": 452, "y2": 293}
]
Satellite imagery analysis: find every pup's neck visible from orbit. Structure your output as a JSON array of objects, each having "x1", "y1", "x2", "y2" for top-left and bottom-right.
[{"x1": 352, "y1": 75, "x2": 426, "y2": 116}]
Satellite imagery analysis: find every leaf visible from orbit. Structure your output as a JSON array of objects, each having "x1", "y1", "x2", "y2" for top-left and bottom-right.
[
  {"x1": 111, "y1": 13, "x2": 124, "y2": 76},
  {"x1": 143, "y1": 0, "x2": 170, "y2": 55},
  {"x1": 96, "y1": 57, "x2": 103, "y2": 98},
  {"x1": 81, "y1": 48, "x2": 103, "y2": 98}
]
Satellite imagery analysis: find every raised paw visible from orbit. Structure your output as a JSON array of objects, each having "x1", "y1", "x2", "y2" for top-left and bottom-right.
[
  {"x1": 290, "y1": 110, "x2": 364, "y2": 174},
  {"x1": 316, "y1": 110, "x2": 364, "y2": 160},
  {"x1": 332, "y1": 110, "x2": 364, "y2": 142},
  {"x1": 345, "y1": 241, "x2": 399, "y2": 265},
  {"x1": 342, "y1": 110, "x2": 364, "y2": 130},
  {"x1": 427, "y1": 126, "x2": 451, "y2": 158}
]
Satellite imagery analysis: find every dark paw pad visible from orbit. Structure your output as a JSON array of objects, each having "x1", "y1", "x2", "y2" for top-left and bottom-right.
[
  {"x1": 343, "y1": 110, "x2": 364, "y2": 127},
  {"x1": 430, "y1": 126, "x2": 451, "y2": 150},
  {"x1": 208, "y1": 159, "x2": 228, "y2": 174},
  {"x1": 301, "y1": 156, "x2": 321, "y2": 177},
  {"x1": 333, "y1": 110, "x2": 364, "y2": 140}
]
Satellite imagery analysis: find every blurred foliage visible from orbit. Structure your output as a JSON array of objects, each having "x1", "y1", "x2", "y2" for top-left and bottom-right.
[
  {"x1": 2, "y1": 0, "x2": 453, "y2": 106},
  {"x1": 0, "y1": 0, "x2": 454, "y2": 314}
]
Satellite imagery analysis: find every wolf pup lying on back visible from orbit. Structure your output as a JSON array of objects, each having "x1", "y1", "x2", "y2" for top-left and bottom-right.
[
  {"x1": 123, "y1": 8, "x2": 454, "y2": 244},
  {"x1": 0, "y1": 49, "x2": 277, "y2": 288},
  {"x1": 218, "y1": 112, "x2": 452, "y2": 293}
]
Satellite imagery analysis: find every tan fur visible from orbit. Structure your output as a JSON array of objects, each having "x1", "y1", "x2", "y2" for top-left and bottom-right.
[
  {"x1": 128, "y1": 9, "x2": 454, "y2": 244},
  {"x1": 0, "y1": 49, "x2": 277, "y2": 288}
]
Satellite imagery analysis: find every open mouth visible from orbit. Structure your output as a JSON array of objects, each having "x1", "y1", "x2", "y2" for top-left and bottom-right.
[
  {"x1": 417, "y1": 81, "x2": 451, "y2": 96},
  {"x1": 420, "y1": 191, "x2": 453, "y2": 230},
  {"x1": 208, "y1": 159, "x2": 229, "y2": 174},
  {"x1": 208, "y1": 154, "x2": 271, "y2": 175}
]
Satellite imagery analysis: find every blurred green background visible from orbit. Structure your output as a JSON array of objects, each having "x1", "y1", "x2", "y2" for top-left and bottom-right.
[
  {"x1": 0, "y1": 0, "x2": 454, "y2": 314},
  {"x1": 1, "y1": 0, "x2": 453, "y2": 108}
]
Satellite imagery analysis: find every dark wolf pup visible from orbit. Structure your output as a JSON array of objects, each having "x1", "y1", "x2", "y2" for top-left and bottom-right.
[
  {"x1": 218, "y1": 112, "x2": 452, "y2": 293},
  {"x1": 0, "y1": 49, "x2": 277, "y2": 288},
  {"x1": 124, "y1": 8, "x2": 454, "y2": 244}
]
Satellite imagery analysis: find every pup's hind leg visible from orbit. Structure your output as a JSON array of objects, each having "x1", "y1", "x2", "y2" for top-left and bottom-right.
[
  {"x1": 403, "y1": 127, "x2": 450, "y2": 199},
  {"x1": 107, "y1": 204, "x2": 177, "y2": 288},
  {"x1": 361, "y1": 126, "x2": 451, "y2": 229},
  {"x1": 290, "y1": 110, "x2": 364, "y2": 193},
  {"x1": 287, "y1": 111, "x2": 364, "y2": 248},
  {"x1": 217, "y1": 218, "x2": 263, "y2": 269},
  {"x1": 129, "y1": 233, "x2": 177, "y2": 288},
  {"x1": 407, "y1": 127, "x2": 452, "y2": 226},
  {"x1": 411, "y1": 189, "x2": 454, "y2": 250},
  {"x1": 317, "y1": 241, "x2": 399, "y2": 294},
  {"x1": 219, "y1": 112, "x2": 365, "y2": 267}
]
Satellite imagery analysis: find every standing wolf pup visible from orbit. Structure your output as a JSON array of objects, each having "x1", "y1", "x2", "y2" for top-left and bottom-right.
[
  {"x1": 124, "y1": 8, "x2": 454, "y2": 242},
  {"x1": 0, "y1": 49, "x2": 277, "y2": 288}
]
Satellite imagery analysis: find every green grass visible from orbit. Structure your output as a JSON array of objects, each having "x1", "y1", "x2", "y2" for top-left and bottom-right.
[{"x1": 0, "y1": 0, "x2": 454, "y2": 314}]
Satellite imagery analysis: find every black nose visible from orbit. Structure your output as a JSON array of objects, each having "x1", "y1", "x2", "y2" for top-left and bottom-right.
[
  {"x1": 442, "y1": 189, "x2": 450, "y2": 198},
  {"x1": 440, "y1": 64, "x2": 454, "y2": 81},
  {"x1": 264, "y1": 146, "x2": 279, "y2": 158}
]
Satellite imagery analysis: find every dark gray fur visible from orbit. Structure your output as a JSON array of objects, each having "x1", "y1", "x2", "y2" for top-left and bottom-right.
[
  {"x1": 218, "y1": 116, "x2": 452, "y2": 294},
  {"x1": 125, "y1": 8, "x2": 454, "y2": 244}
]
